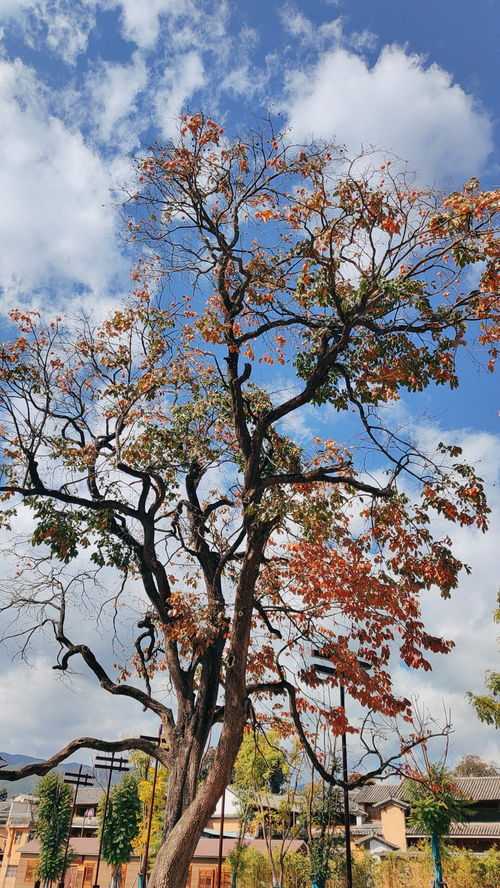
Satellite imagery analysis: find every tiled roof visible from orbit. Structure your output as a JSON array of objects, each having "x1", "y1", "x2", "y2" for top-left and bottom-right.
[
  {"x1": 450, "y1": 778, "x2": 500, "y2": 802},
  {"x1": 20, "y1": 839, "x2": 108, "y2": 857},
  {"x1": 72, "y1": 786, "x2": 103, "y2": 806},
  {"x1": 193, "y1": 838, "x2": 306, "y2": 859},
  {"x1": 351, "y1": 824, "x2": 383, "y2": 839},
  {"x1": 355, "y1": 785, "x2": 407, "y2": 806},
  {"x1": 408, "y1": 821, "x2": 500, "y2": 839},
  {"x1": 355, "y1": 776, "x2": 500, "y2": 806},
  {"x1": 353, "y1": 834, "x2": 400, "y2": 851}
]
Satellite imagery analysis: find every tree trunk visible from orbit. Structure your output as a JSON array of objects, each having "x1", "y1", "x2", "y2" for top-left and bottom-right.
[
  {"x1": 148, "y1": 527, "x2": 267, "y2": 888},
  {"x1": 430, "y1": 834, "x2": 444, "y2": 888}
]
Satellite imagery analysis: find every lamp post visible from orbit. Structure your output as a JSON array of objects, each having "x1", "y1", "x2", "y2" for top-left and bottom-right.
[
  {"x1": 312, "y1": 650, "x2": 370, "y2": 888},
  {"x1": 92, "y1": 753, "x2": 130, "y2": 888}
]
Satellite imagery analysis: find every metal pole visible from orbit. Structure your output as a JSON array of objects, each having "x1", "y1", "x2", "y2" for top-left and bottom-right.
[
  {"x1": 93, "y1": 752, "x2": 115, "y2": 888},
  {"x1": 216, "y1": 789, "x2": 226, "y2": 888},
  {"x1": 339, "y1": 684, "x2": 353, "y2": 888},
  {"x1": 141, "y1": 727, "x2": 162, "y2": 888},
  {"x1": 59, "y1": 765, "x2": 83, "y2": 888}
]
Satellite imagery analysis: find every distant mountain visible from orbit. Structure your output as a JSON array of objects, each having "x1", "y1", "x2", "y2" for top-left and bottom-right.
[{"x1": 0, "y1": 752, "x2": 118, "y2": 798}]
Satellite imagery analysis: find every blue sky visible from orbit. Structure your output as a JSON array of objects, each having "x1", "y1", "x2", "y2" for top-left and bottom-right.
[{"x1": 0, "y1": 0, "x2": 499, "y2": 766}]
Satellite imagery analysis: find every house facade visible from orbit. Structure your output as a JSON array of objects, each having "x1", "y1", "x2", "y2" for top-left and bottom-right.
[
  {"x1": 351, "y1": 776, "x2": 500, "y2": 852},
  {"x1": 0, "y1": 797, "x2": 35, "y2": 888},
  {"x1": 1, "y1": 789, "x2": 304, "y2": 888}
]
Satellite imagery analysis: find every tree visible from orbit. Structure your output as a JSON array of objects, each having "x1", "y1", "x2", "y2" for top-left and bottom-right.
[
  {"x1": 233, "y1": 729, "x2": 288, "y2": 800},
  {"x1": 468, "y1": 592, "x2": 500, "y2": 728},
  {"x1": 305, "y1": 782, "x2": 344, "y2": 888},
  {"x1": 0, "y1": 787, "x2": 7, "y2": 801},
  {"x1": 0, "y1": 116, "x2": 499, "y2": 888},
  {"x1": 98, "y1": 773, "x2": 141, "y2": 888},
  {"x1": 130, "y1": 752, "x2": 168, "y2": 869},
  {"x1": 452, "y1": 754, "x2": 499, "y2": 777},
  {"x1": 33, "y1": 773, "x2": 73, "y2": 888},
  {"x1": 232, "y1": 730, "x2": 301, "y2": 888},
  {"x1": 408, "y1": 763, "x2": 470, "y2": 888}
]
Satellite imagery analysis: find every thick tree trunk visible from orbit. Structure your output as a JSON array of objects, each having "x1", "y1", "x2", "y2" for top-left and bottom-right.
[
  {"x1": 149, "y1": 527, "x2": 267, "y2": 888},
  {"x1": 149, "y1": 723, "x2": 245, "y2": 888}
]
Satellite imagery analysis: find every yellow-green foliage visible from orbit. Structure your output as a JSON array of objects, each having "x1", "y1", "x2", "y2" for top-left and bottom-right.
[
  {"x1": 226, "y1": 846, "x2": 500, "y2": 888},
  {"x1": 353, "y1": 845, "x2": 500, "y2": 888},
  {"x1": 130, "y1": 751, "x2": 168, "y2": 866}
]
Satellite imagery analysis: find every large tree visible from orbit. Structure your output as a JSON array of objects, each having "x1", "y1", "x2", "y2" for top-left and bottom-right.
[{"x1": 0, "y1": 117, "x2": 499, "y2": 888}]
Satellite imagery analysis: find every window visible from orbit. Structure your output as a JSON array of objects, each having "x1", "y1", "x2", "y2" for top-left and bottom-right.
[
  {"x1": 25, "y1": 860, "x2": 39, "y2": 881},
  {"x1": 198, "y1": 869, "x2": 214, "y2": 888},
  {"x1": 6, "y1": 865, "x2": 18, "y2": 878},
  {"x1": 82, "y1": 865, "x2": 94, "y2": 888},
  {"x1": 14, "y1": 831, "x2": 24, "y2": 844}
]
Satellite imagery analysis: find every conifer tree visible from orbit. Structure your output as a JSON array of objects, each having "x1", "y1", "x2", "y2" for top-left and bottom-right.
[
  {"x1": 34, "y1": 773, "x2": 73, "y2": 888},
  {"x1": 98, "y1": 774, "x2": 141, "y2": 888}
]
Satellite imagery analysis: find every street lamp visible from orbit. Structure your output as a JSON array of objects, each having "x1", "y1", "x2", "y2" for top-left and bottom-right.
[{"x1": 311, "y1": 650, "x2": 370, "y2": 888}]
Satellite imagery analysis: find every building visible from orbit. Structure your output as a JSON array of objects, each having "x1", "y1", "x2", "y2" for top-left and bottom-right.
[
  {"x1": 13, "y1": 836, "x2": 305, "y2": 888},
  {"x1": 351, "y1": 776, "x2": 500, "y2": 853},
  {"x1": 67, "y1": 787, "x2": 101, "y2": 839},
  {"x1": 186, "y1": 838, "x2": 306, "y2": 888},
  {"x1": 14, "y1": 838, "x2": 139, "y2": 888},
  {"x1": 0, "y1": 799, "x2": 11, "y2": 866},
  {"x1": 206, "y1": 787, "x2": 301, "y2": 840},
  {"x1": 0, "y1": 786, "x2": 102, "y2": 888},
  {"x1": 1, "y1": 788, "x2": 305, "y2": 888},
  {"x1": 0, "y1": 796, "x2": 35, "y2": 888}
]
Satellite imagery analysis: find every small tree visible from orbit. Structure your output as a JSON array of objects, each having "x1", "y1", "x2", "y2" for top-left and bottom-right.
[
  {"x1": 98, "y1": 774, "x2": 141, "y2": 888},
  {"x1": 34, "y1": 773, "x2": 73, "y2": 888},
  {"x1": 408, "y1": 764, "x2": 470, "y2": 888},
  {"x1": 306, "y1": 782, "x2": 344, "y2": 888},
  {"x1": 0, "y1": 787, "x2": 7, "y2": 801},
  {"x1": 452, "y1": 754, "x2": 499, "y2": 777},
  {"x1": 130, "y1": 752, "x2": 167, "y2": 870},
  {"x1": 233, "y1": 731, "x2": 303, "y2": 888}
]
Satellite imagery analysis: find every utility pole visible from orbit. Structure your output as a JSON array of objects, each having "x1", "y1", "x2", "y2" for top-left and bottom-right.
[
  {"x1": 59, "y1": 766, "x2": 95, "y2": 888},
  {"x1": 92, "y1": 753, "x2": 130, "y2": 888},
  {"x1": 216, "y1": 789, "x2": 226, "y2": 888},
  {"x1": 312, "y1": 650, "x2": 371, "y2": 888},
  {"x1": 138, "y1": 727, "x2": 164, "y2": 888}
]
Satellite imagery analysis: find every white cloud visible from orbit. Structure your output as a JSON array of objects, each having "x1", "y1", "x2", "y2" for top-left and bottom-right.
[
  {"x1": 87, "y1": 50, "x2": 148, "y2": 145},
  {"x1": 285, "y1": 44, "x2": 493, "y2": 182},
  {"x1": 154, "y1": 51, "x2": 205, "y2": 139},
  {"x1": 0, "y1": 1, "x2": 97, "y2": 65},
  {"x1": 387, "y1": 422, "x2": 500, "y2": 763},
  {"x1": 0, "y1": 58, "x2": 127, "y2": 309},
  {"x1": 108, "y1": 0, "x2": 190, "y2": 50},
  {"x1": 0, "y1": 656, "x2": 157, "y2": 758}
]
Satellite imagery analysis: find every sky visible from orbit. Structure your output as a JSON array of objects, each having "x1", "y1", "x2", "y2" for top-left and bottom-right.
[{"x1": 0, "y1": 0, "x2": 499, "y2": 771}]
